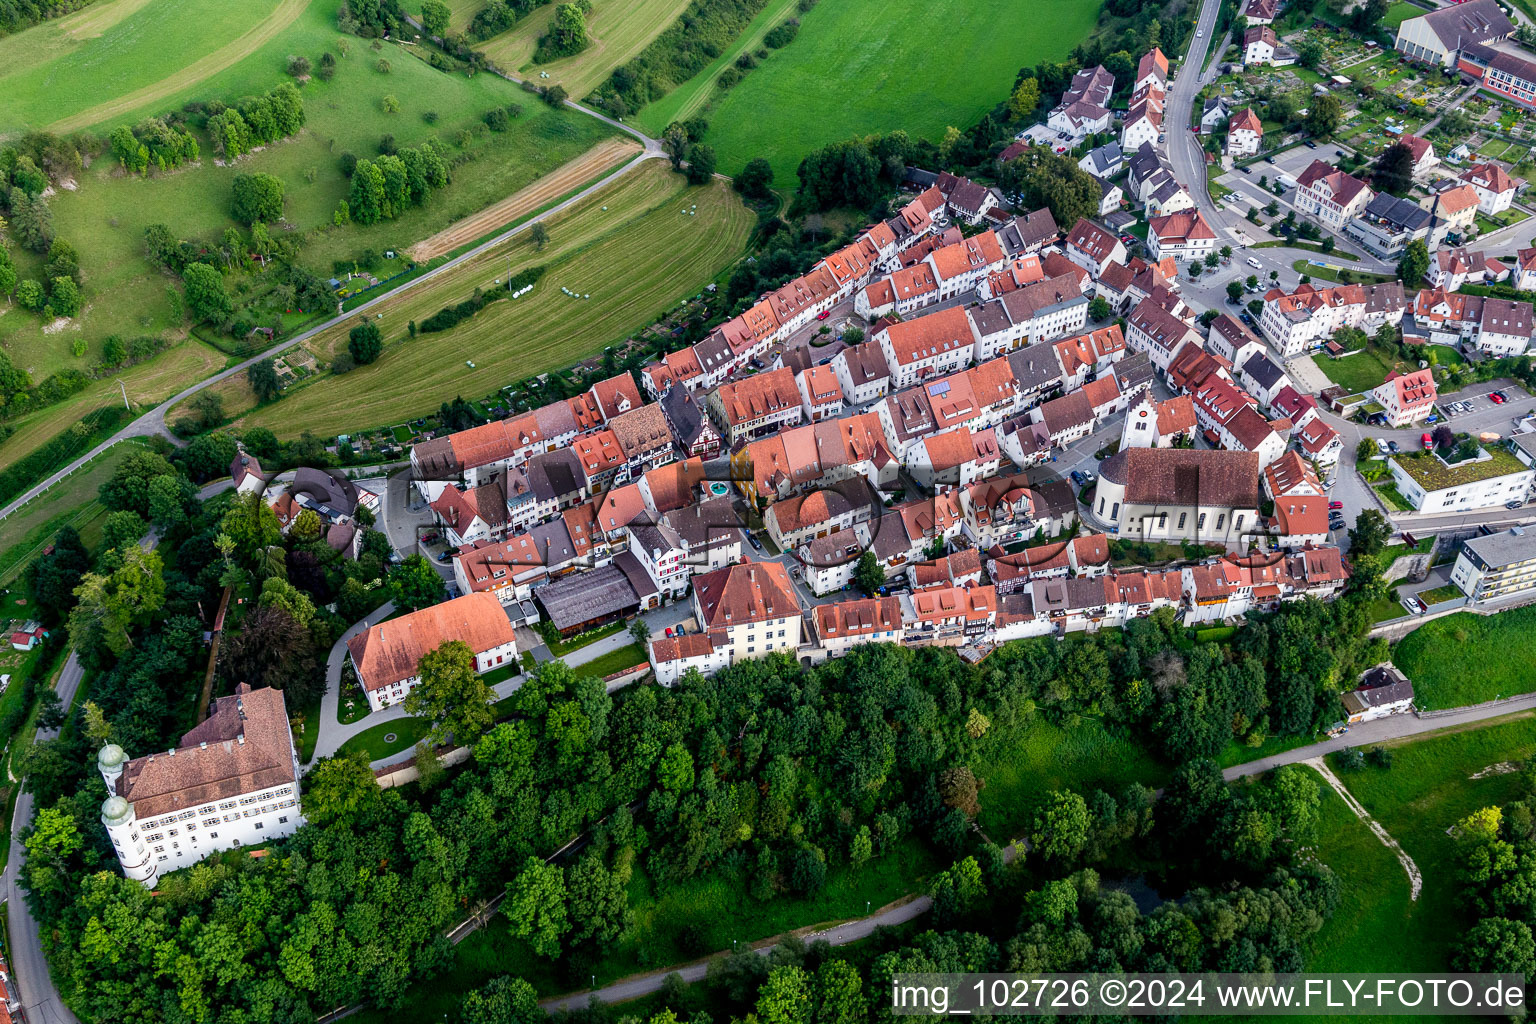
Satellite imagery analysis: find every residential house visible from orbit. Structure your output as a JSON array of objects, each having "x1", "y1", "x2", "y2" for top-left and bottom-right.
[
  {"x1": 1246, "y1": 0, "x2": 1281, "y2": 24},
  {"x1": 1147, "y1": 209, "x2": 1217, "y2": 262},
  {"x1": 1227, "y1": 106, "x2": 1263, "y2": 157},
  {"x1": 809, "y1": 598, "x2": 906, "y2": 660},
  {"x1": 832, "y1": 343, "x2": 892, "y2": 405},
  {"x1": 659, "y1": 385, "x2": 720, "y2": 459},
  {"x1": 763, "y1": 478, "x2": 877, "y2": 551},
  {"x1": 1517, "y1": 247, "x2": 1536, "y2": 291},
  {"x1": 877, "y1": 306, "x2": 979, "y2": 388},
  {"x1": 796, "y1": 365, "x2": 845, "y2": 421},
  {"x1": 1424, "y1": 182, "x2": 1480, "y2": 236},
  {"x1": 1125, "y1": 295, "x2": 1202, "y2": 373},
  {"x1": 1345, "y1": 191, "x2": 1444, "y2": 259},
  {"x1": 1053, "y1": 324, "x2": 1127, "y2": 390},
  {"x1": 970, "y1": 276, "x2": 1090, "y2": 357},
  {"x1": 347, "y1": 592, "x2": 517, "y2": 712},
  {"x1": 1079, "y1": 142, "x2": 1125, "y2": 179},
  {"x1": 906, "y1": 426, "x2": 1003, "y2": 488},
  {"x1": 661, "y1": 497, "x2": 744, "y2": 574},
  {"x1": 1372, "y1": 368, "x2": 1437, "y2": 427},
  {"x1": 1191, "y1": 375, "x2": 1287, "y2": 469},
  {"x1": 429, "y1": 478, "x2": 509, "y2": 548},
  {"x1": 1243, "y1": 25, "x2": 1297, "y2": 66},
  {"x1": 1461, "y1": 161, "x2": 1519, "y2": 214},
  {"x1": 1047, "y1": 65, "x2": 1116, "y2": 143},
  {"x1": 1451, "y1": 525, "x2": 1536, "y2": 602},
  {"x1": 1121, "y1": 80, "x2": 1165, "y2": 154},
  {"x1": 1092, "y1": 448, "x2": 1261, "y2": 548},
  {"x1": 996, "y1": 208, "x2": 1060, "y2": 256},
  {"x1": 1295, "y1": 414, "x2": 1345, "y2": 466},
  {"x1": 1475, "y1": 297, "x2": 1535, "y2": 356},
  {"x1": 906, "y1": 583, "x2": 998, "y2": 646},
  {"x1": 1400, "y1": 133, "x2": 1438, "y2": 178},
  {"x1": 1237, "y1": 352, "x2": 1294, "y2": 407},
  {"x1": 1120, "y1": 392, "x2": 1197, "y2": 449},
  {"x1": 1263, "y1": 451, "x2": 1330, "y2": 548},
  {"x1": 1294, "y1": 161, "x2": 1373, "y2": 231},
  {"x1": 1258, "y1": 281, "x2": 1408, "y2": 357},
  {"x1": 1063, "y1": 218, "x2": 1128, "y2": 278},
  {"x1": 624, "y1": 517, "x2": 689, "y2": 599},
  {"x1": 1201, "y1": 96, "x2": 1231, "y2": 131},
  {"x1": 1206, "y1": 313, "x2": 1265, "y2": 366},
  {"x1": 1426, "y1": 246, "x2": 1507, "y2": 290},
  {"x1": 924, "y1": 230, "x2": 1007, "y2": 301},
  {"x1": 707, "y1": 367, "x2": 803, "y2": 445},
  {"x1": 648, "y1": 633, "x2": 731, "y2": 686},
  {"x1": 1342, "y1": 665, "x2": 1415, "y2": 722},
  {"x1": 1389, "y1": 441, "x2": 1534, "y2": 510},
  {"x1": 691, "y1": 561, "x2": 802, "y2": 664}
]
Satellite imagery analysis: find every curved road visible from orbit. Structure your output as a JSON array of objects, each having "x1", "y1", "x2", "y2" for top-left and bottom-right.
[{"x1": 0, "y1": 106, "x2": 663, "y2": 524}]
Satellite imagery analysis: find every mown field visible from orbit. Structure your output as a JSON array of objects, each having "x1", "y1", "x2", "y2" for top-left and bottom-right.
[
  {"x1": 0, "y1": 340, "x2": 226, "y2": 474},
  {"x1": 1394, "y1": 607, "x2": 1536, "y2": 710},
  {"x1": 183, "y1": 160, "x2": 752, "y2": 437},
  {"x1": 667, "y1": 0, "x2": 1102, "y2": 183},
  {"x1": 0, "y1": 0, "x2": 298, "y2": 135},
  {"x1": 471, "y1": 0, "x2": 694, "y2": 98},
  {"x1": 1324, "y1": 715, "x2": 1536, "y2": 974}
]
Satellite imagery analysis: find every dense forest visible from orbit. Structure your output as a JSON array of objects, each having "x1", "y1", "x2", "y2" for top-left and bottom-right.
[{"x1": 0, "y1": 0, "x2": 98, "y2": 37}]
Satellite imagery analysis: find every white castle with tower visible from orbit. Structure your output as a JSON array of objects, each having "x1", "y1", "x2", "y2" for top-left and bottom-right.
[{"x1": 97, "y1": 683, "x2": 304, "y2": 886}]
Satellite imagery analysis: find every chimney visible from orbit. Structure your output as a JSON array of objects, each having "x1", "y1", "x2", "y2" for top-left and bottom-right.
[{"x1": 238, "y1": 733, "x2": 246, "y2": 745}]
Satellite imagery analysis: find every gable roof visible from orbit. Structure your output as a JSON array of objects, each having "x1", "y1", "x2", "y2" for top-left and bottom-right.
[
  {"x1": 1414, "y1": 0, "x2": 1511, "y2": 50},
  {"x1": 1229, "y1": 106, "x2": 1263, "y2": 135},
  {"x1": 1066, "y1": 218, "x2": 1121, "y2": 262},
  {"x1": 348, "y1": 592, "x2": 514, "y2": 691},
  {"x1": 881, "y1": 306, "x2": 977, "y2": 366},
  {"x1": 1462, "y1": 161, "x2": 1516, "y2": 194},
  {"x1": 1100, "y1": 447, "x2": 1260, "y2": 508},
  {"x1": 693, "y1": 561, "x2": 799, "y2": 628}
]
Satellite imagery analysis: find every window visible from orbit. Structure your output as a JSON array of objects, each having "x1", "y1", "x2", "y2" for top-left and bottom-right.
[
  {"x1": 210, "y1": 833, "x2": 219, "y2": 839},
  {"x1": 1198, "y1": 513, "x2": 1207, "y2": 531},
  {"x1": 1235, "y1": 514, "x2": 1244, "y2": 531},
  {"x1": 154, "y1": 845, "x2": 165, "y2": 853},
  {"x1": 279, "y1": 817, "x2": 289, "y2": 825},
  {"x1": 1110, "y1": 502, "x2": 1120, "y2": 520},
  {"x1": 158, "y1": 855, "x2": 168, "y2": 862},
  {"x1": 747, "y1": 646, "x2": 755, "y2": 654},
  {"x1": 1177, "y1": 513, "x2": 1187, "y2": 530},
  {"x1": 1157, "y1": 513, "x2": 1167, "y2": 530},
  {"x1": 1216, "y1": 514, "x2": 1226, "y2": 531},
  {"x1": 255, "y1": 822, "x2": 264, "y2": 830}
]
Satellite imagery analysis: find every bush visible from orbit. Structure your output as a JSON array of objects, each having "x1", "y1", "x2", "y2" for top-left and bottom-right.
[
  {"x1": 717, "y1": 66, "x2": 742, "y2": 89},
  {"x1": 378, "y1": 134, "x2": 397, "y2": 155},
  {"x1": 287, "y1": 55, "x2": 312, "y2": 78},
  {"x1": 764, "y1": 18, "x2": 799, "y2": 47},
  {"x1": 484, "y1": 108, "x2": 510, "y2": 132},
  {"x1": 419, "y1": 266, "x2": 546, "y2": 333},
  {"x1": 735, "y1": 51, "x2": 757, "y2": 70}
]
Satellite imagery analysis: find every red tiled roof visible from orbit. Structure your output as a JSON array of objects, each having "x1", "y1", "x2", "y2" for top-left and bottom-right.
[{"x1": 694, "y1": 561, "x2": 799, "y2": 628}]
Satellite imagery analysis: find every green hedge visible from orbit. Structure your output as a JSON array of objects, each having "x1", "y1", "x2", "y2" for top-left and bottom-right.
[{"x1": 419, "y1": 265, "x2": 545, "y2": 333}]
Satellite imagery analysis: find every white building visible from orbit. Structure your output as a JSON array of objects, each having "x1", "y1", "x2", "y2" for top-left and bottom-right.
[
  {"x1": 1394, "y1": 0, "x2": 1511, "y2": 66},
  {"x1": 691, "y1": 561, "x2": 802, "y2": 664},
  {"x1": 1063, "y1": 218, "x2": 1128, "y2": 278},
  {"x1": 1451, "y1": 526, "x2": 1536, "y2": 602},
  {"x1": 1092, "y1": 448, "x2": 1261, "y2": 549},
  {"x1": 1147, "y1": 210, "x2": 1217, "y2": 262},
  {"x1": 877, "y1": 306, "x2": 978, "y2": 389},
  {"x1": 1460, "y1": 161, "x2": 1519, "y2": 215},
  {"x1": 99, "y1": 684, "x2": 303, "y2": 887},
  {"x1": 346, "y1": 592, "x2": 518, "y2": 712},
  {"x1": 1294, "y1": 161, "x2": 1374, "y2": 231},
  {"x1": 1388, "y1": 445, "x2": 1534, "y2": 512},
  {"x1": 1227, "y1": 107, "x2": 1263, "y2": 158}
]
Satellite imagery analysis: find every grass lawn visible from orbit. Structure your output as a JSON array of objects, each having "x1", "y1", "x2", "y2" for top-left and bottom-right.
[
  {"x1": 474, "y1": 0, "x2": 693, "y2": 99},
  {"x1": 1394, "y1": 607, "x2": 1536, "y2": 708},
  {"x1": 196, "y1": 162, "x2": 753, "y2": 438},
  {"x1": 1291, "y1": 260, "x2": 1394, "y2": 285},
  {"x1": 1299, "y1": 763, "x2": 1418, "y2": 973},
  {"x1": 1362, "y1": 594, "x2": 1407, "y2": 623},
  {"x1": 969, "y1": 716, "x2": 1167, "y2": 840},
  {"x1": 1418, "y1": 583, "x2": 1463, "y2": 606},
  {"x1": 0, "y1": 0, "x2": 617, "y2": 418},
  {"x1": 1214, "y1": 730, "x2": 1320, "y2": 769},
  {"x1": 1324, "y1": 714, "x2": 1536, "y2": 972},
  {"x1": 1383, "y1": 1, "x2": 1425, "y2": 29},
  {"x1": 1317, "y1": 345, "x2": 1398, "y2": 394},
  {"x1": 0, "y1": 440, "x2": 148, "y2": 583},
  {"x1": 676, "y1": 0, "x2": 1102, "y2": 183},
  {"x1": 333, "y1": 715, "x2": 433, "y2": 762},
  {"x1": 572, "y1": 642, "x2": 649, "y2": 678},
  {"x1": 0, "y1": 0, "x2": 300, "y2": 133},
  {"x1": 1374, "y1": 482, "x2": 1411, "y2": 511}
]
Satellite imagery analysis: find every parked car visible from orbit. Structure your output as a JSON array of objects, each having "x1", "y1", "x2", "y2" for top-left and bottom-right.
[
  {"x1": 1387, "y1": 440, "x2": 1400, "y2": 453},
  {"x1": 1329, "y1": 500, "x2": 1344, "y2": 510},
  {"x1": 1422, "y1": 432, "x2": 1433, "y2": 449},
  {"x1": 1508, "y1": 500, "x2": 1526, "y2": 510},
  {"x1": 1492, "y1": 392, "x2": 1506, "y2": 404},
  {"x1": 746, "y1": 531, "x2": 763, "y2": 551},
  {"x1": 1240, "y1": 165, "x2": 1252, "y2": 174},
  {"x1": 1239, "y1": 312, "x2": 1255, "y2": 325},
  {"x1": 816, "y1": 311, "x2": 831, "y2": 320},
  {"x1": 1304, "y1": 140, "x2": 1317, "y2": 149},
  {"x1": 1376, "y1": 438, "x2": 1390, "y2": 455}
]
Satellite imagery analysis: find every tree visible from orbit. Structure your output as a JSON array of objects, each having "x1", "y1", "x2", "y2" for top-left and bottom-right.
[
  {"x1": 405, "y1": 639, "x2": 497, "y2": 746},
  {"x1": 1188, "y1": 263, "x2": 1202, "y2": 279},
  {"x1": 735, "y1": 157, "x2": 774, "y2": 199},
  {"x1": 231, "y1": 173, "x2": 285, "y2": 224},
  {"x1": 183, "y1": 263, "x2": 232, "y2": 324},
  {"x1": 1088, "y1": 296, "x2": 1112, "y2": 321},
  {"x1": 815, "y1": 960, "x2": 866, "y2": 1024},
  {"x1": 1203, "y1": 252, "x2": 1219, "y2": 269},
  {"x1": 1356, "y1": 437, "x2": 1377, "y2": 462},
  {"x1": 686, "y1": 145, "x2": 717, "y2": 185},
  {"x1": 1007, "y1": 78, "x2": 1040, "y2": 121},
  {"x1": 301, "y1": 751, "x2": 381, "y2": 827},
  {"x1": 629, "y1": 617, "x2": 651, "y2": 647},
  {"x1": 382, "y1": 94, "x2": 400, "y2": 114},
  {"x1": 758, "y1": 965, "x2": 814, "y2": 1024},
  {"x1": 529, "y1": 222, "x2": 549, "y2": 250},
  {"x1": 459, "y1": 976, "x2": 542, "y2": 1024},
  {"x1": 1000, "y1": 149, "x2": 1099, "y2": 231},
  {"x1": 9, "y1": 188, "x2": 54, "y2": 253},
  {"x1": 1306, "y1": 93, "x2": 1343, "y2": 138},
  {"x1": 287, "y1": 54, "x2": 312, "y2": 78},
  {"x1": 662, "y1": 125, "x2": 689, "y2": 170},
  {"x1": 1432, "y1": 424, "x2": 1455, "y2": 451},
  {"x1": 504, "y1": 856, "x2": 568, "y2": 958},
  {"x1": 248, "y1": 359, "x2": 281, "y2": 402},
  {"x1": 421, "y1": 0, "x2": 450, "y2": 36},
  {"x1": 101, "y1": 510, "x2": 148, "y2": 552},
  {"x1": 543, "y1": 2, "x2": 589, "y2": 58},
  {"x1": 1457, "y1": 918, "x2": 1536, "y2": 975},
  {"x1": 1227, "y1": 280, "x2": 1244, "y2": 303},
  {"x1": 565, "y1": 855, "x2": 632, "y2": 952},
  {"x1": 68, "y1": 546, "x2": 165, "y2": 657},
  {"x1": 852, "y1": 551, "x2": 885, "y2": 595},
  {"x1": 47, "y1": 277, "x2": 80, "y2": 317},
  {"x1": 928, "y1": 856, "x2": 986, "y2": 925},
  {"x1": 348, "y1": 321, "x2": 383, "y2": 364},
  {"x1": 388, "y1": 553, "x2": 445, "y2": 611},
  {"x1": 1032, "y1": 789, "x2": 1090, "y2": 862},
  {"x1": 15, "y1": 279, "x2": 44, "y2": 312},
  {"x1": 1398, "y1": 238, "x2": 1430, "y2": 287},
  {"x1": 1372, "y1": 142, "x2": 1415, "y2": 195},
  {"x1": 1348, "y1": 508, "x2": 1392, "y2": 558},
  {"x1": 1295, "y1": 34, "x2": 1326, "y2": 69}
]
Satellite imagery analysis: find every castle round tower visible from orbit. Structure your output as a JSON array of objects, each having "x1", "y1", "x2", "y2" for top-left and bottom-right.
[
  {"x1": 101, "y1": 795, "x2": 156, "y2": 885},
  {"x1": 97, "y1": 742, "x2": 126, "y2": 795}
]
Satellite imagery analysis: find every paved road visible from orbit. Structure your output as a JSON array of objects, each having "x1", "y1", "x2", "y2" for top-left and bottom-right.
[
  {"x1": 1224, "y1": 694, "x2": 1536, "y2": 780},
  {"x1": 3, "y1": 532, "x2": 160, "y2": 1024}
]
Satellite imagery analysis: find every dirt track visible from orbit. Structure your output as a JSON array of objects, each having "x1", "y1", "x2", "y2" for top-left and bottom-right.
[{"x1": 407, "y1": 137, "x2": 643, "y2": 262}]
